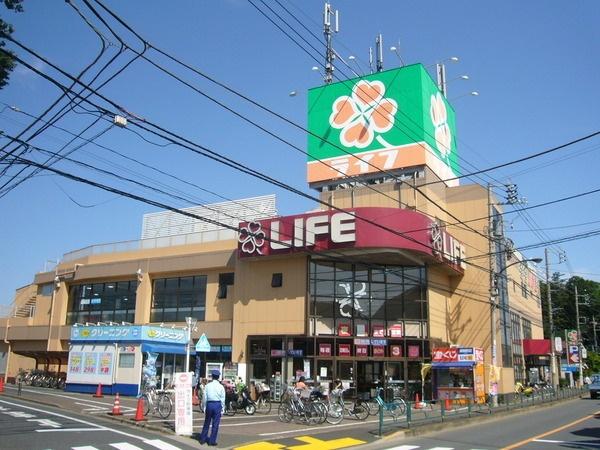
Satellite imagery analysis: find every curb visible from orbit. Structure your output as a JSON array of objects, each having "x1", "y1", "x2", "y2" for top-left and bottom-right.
[{"x1": 0, "y1": 391, "x2": 62, "y2": 410}]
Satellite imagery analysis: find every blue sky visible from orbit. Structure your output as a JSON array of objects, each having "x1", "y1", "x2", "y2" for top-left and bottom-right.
[{"x1": 1, "y1": 1, "x2": 599, "y2": 306}]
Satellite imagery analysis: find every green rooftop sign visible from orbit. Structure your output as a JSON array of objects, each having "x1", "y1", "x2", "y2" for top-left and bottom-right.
[{"x1": 307, "y1": 64, "x2": 459, "y2": 184}]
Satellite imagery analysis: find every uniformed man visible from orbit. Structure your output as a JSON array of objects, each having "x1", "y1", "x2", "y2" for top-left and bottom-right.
[{"x1": 199, "y1": 369, "x2": 225, "y2": 446}]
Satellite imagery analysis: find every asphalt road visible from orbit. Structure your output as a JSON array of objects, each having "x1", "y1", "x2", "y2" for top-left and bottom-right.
[
  {"x1": 0, "y1": 397, "x2": 197, "y2": 450},
  {"x1": 371, "y1": 396, "x2": 600, "y2": 450}
]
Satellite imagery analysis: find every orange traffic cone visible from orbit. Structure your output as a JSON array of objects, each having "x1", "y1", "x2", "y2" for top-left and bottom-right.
[
  {"x1": 445, "y1": 398, "x2": 452, "y2": 411},
  {"x1": 192, "y1": 387, "x2": 199, "y2": 406},
  {"x1": 109, "y1": 393, "x2": 123, "y2": 416},
  {"x1": 132, "y1": 397, "x2": 146, "y2": 422},
  {"x1": 93, "y1": 383, "x2": 103, "y2": 398},
  {"x1": 0, "y1": 377, "x2": 4, "y2": 394},
  {"x1": 414, "y1": 392, "x2": 422, "y2": 409}
]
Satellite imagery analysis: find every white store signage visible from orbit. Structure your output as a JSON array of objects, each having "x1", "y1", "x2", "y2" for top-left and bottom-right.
[{"x1": 174, "y1": 372, "x2": 193, "y2": 436}]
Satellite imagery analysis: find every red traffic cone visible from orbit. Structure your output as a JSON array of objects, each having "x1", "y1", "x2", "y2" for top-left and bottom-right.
[
  {"x1": 109, "y1": 393, "x2": 123, "y2": 416},
  {"x1": 93, "y1": 383, "x2": 103, "y2": 398},
  {"x1": 132, "y1": 397, "x2": 146, "y2": 422},
  {"x1": 192, "y1": 387, "x2": 199, "y2": 406},
  {"x1": 0, "y1": 377, "x2": 4, "y2": 394},
  {"x1": 414, "y1": 392, "x2": 422, "y2": 409},
  {"x1": 445, "y1": 398, "x2": 452, "y2": 411}
]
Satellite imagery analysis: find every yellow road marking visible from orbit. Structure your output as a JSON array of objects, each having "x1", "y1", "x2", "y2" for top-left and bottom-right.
[
  {"x1": 287, "y1": 435, "x2": 366, "y2": 450},
  {"x1": 234, "y1": 442, "x2": 286, "y2": 450},
  {"x1": 501, "y1": 410, "x2": 600, "y2": 449}
]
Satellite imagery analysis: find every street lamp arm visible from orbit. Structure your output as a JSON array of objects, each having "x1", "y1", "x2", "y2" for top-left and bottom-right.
[{"x1": 497, "y1": 257, "x2": 543, "y2": 275}]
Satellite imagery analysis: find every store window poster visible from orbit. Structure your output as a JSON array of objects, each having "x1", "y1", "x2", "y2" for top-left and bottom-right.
[
  {"x1": 355, "y1": 323, "x2": 368, "y2": 336},
  {"x1": 355, "y1": 345, "x2": 368, "y2": 357},
  {"x1": 99, "y1": 352, "x2": 113, "y2": 375},
  {"x1": 408, "y1": 345, "x2": 420, "y2": 358},
  {"x1": 373, "y1": 346, "x2": 385, "y2": 357},
  {"x1": 338, "y1": 323, "x2": 351, "y2": 337},
  {"x1": 372, "y1": 325, "x2": 385, "y2": 337},
  {"x1": 69, "y1": 352, "x2": 83, "y2": 374},
  {"x1": 390, "y1": 345, "x2": 402, "y2": 357},
  {"x1": 83, "y1": 352, "x2": 99, "y2": 374},
  {"x1": 339, "y1": 344, "x2": 351, "y2": 356},
  {"x1": 319, "y1": 343, "x2": 332, "y2": 356},
  {"x1": 389, "y1": 324, "x2": 403, "y2": 338}
]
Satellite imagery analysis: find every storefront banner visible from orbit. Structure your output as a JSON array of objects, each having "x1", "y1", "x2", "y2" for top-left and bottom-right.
[
  {"x1": 319, "y1": 344, "x2": 332, "y2": 356},
  {"x1": 287, "y1": 349, "x2": 304, "y2": 357},
  {"x1": 370, "y1": 339, "x2": 388, "y2": 346},
  {"x1": 390, "y1": 345, "x2": 402, "y2": 357},
  {"x1": 339, "y1": 344, "x2": 351, "y2": 356},
  {"x1": 353, "y1": 338, "x2": 370, "y2": 346},
  {"x1": 432, "y1": 348, "x2": 458, "y2": 362},
  {"x1": 355, "y1": 345, "x2": 368, "y2": 357},
  {"x1": 71, "y1": 325, "x2": 186, "y2": 344},
  {"x1": 408, "y1": 345, "x2": 420, "y2": 358},
  {"x1": 270, "y1": 349, "x2": 285, "y2": 357},
  {"x1": 174, "y1": 372, "x2": 193, "y2": 436},
  {"x1": 432, "y1": 347, "x2": 483, "y2": 363}
]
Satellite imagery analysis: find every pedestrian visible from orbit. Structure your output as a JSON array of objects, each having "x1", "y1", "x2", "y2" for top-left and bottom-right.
[{"x1": 199, "y1": 369, "x2": 225, "y2": 447}]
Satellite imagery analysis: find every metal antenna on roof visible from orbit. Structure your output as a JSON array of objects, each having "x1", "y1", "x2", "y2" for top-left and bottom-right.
[
  {"x1": 369, "y1": 47, "x2": 374, "y2": 74},
  {"x1": 376, "y1": 34, "x2": 384, "y2": 72},
  {"x1": 323, "y1": 2, "x2": 339, "y2": 84}
]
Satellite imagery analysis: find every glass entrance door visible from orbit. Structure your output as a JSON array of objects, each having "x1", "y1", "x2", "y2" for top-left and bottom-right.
[
  {"x1": 337, "y1": 361, "x2": 355, "y2": 396},
  {"x1": 356, "y1": 361, "x2": 383, "y2": 399}
]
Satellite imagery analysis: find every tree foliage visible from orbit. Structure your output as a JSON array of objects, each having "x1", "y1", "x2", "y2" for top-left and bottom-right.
[
  {"x1": 0, "y1": 0, "x2": 23, "y2": 90},
  {"x1": 540, "y1": 274, "x2": 600, "y2": 351}
]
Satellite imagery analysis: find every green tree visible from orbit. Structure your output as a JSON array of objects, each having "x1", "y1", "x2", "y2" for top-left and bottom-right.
[{"x1": 0, "y1": 0, "x2": 24, "y2": 89}]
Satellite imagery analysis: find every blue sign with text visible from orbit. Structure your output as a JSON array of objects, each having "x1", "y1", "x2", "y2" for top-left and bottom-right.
[{"x1": 70, "y1": 325, "x2": 186, "y2": 344}]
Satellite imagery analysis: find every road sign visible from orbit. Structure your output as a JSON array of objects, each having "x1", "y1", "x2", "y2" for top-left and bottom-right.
[{"x1": 195, "y1": 333, "x2": 211, "y2": 352}]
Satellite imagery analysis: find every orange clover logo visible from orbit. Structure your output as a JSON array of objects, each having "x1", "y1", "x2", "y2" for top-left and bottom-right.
[{"x1": 329, "y1": 80, "x2": 397, "y2": 149}]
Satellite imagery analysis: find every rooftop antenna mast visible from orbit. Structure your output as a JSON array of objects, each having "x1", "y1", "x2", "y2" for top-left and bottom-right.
[
  {"x1": 436, "y1": 63, "x2": 447, "y2": 97},
  {"x1": 376, "y1": 34, "x2": 384, "y2": 72},
  {"x1": 369, "y1": 47, "x2": 374, "y2": 74},
  {"x1": 323, "y1": 2, "x2": 339, "y2": 84}
]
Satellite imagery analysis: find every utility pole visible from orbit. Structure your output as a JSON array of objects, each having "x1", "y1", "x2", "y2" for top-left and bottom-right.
[
  {"x1": 574, "y1": 285, "x2": 584, "y2": 387},
  {"x1": 544, "y1": 248, "x2": 558, "y2": 388},
  {"x1": 488, "y1": 184, "x2": 499, "y2": 406},
  {"x1": 592, "y1": 316, "x2": 598, "y2": 353}
]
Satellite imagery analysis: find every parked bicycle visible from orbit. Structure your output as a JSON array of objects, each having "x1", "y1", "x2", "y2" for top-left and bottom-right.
[
  {"x1": 140, "y1": 386, "x2": 173, "y2": 419},
  {"x1": 278, "y1": 386, "x2": 327, "y2": 424},
  {"x1": 325, "y1": 388, "x2": 369, "y2": 425},
  {"x1": 374, "y1": 387, "x2": 406, "y2": 421},
  {"x1": 254, "y1": 381, "x2": 272, "y2": 414}
]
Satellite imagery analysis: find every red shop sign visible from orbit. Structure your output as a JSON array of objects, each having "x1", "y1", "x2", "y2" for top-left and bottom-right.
[
  {"x1": 355, "y1": 345, "x2": 368, "y2": 357},
  {"x1": 408, "y1": 345, "x2": 420, "y2": 358},
  {"x1": 339, "y1": 344, "x2": 351, "y2": 357},
  {"x1": 373, "y1": 346, "x2": 385, "y2": 357},
  {"x1": 390, "y1": 345, "x2": 402, "y2": 357},
  {"x1": 431, "y1": 347, "x2": 459, "y2": 362},
  {"x1": 389, "y1": 324, "x2": 403, "y2": 338},
  {"x1": 338, "y1": 323, "x2": 352, "y2": 337},
  {"x1": 372, "y1": 325, "x2": 385, "y2": 337},
  {"x1": 319, "y1": 343, "x2": 332, "y2": 357}
]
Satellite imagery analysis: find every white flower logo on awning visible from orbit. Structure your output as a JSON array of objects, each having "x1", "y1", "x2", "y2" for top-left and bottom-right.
[
  {"x1": 238, "y1": 222, "x2": 265, "y2": 254},
  {"x1": 430, "y1": 92, "x2": 452, "y2": 158},
  {"x1": 329, "y1": 80, "x2": 398, "y2": 149}
]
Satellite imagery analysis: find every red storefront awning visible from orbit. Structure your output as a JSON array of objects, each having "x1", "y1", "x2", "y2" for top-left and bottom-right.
[{"x1": 522, "y1": 339, "x2": 551, "y2": 355}]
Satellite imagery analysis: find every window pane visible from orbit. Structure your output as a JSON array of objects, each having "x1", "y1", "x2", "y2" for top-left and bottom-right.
[{"x1": 179, "y1": 277, "x2": 193, "y2": 289}]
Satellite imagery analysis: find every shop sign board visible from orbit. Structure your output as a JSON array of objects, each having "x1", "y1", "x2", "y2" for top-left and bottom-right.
[
  {"x1": 287, "y1": 349, "x2": 304, "y2": 357},
  {"x1": 566, "y1": 329, "x2": 578, "y2": 345},
  {"x1": 408, "y1": 345, "x2": 420, "y2": 358},
  {"x1": 71, "y1": 325, "x2": 186, "y2": 344},
  {"x1": 388, "y1": 324, "x2": 403, "y2": 338},
  {"x1": 337, "y1": 323, "x2": 352, "y2": 336},
  {"x1": 174, "y1": 372, "x2": 193, "y2": 436},
  {"x1": 373, "y1": 346, "x2": 385, "y2": 357},
  {"x1": 432, "y1": 347, "x2": 483, "y2": 363},
  {"x1": 355, "y1": 345, "x2": 368, "y2": 357},
  {"x1": 554, "y1": 337, "x2": 563, "y2": 353},
  {"x1": 370, "y1": 339, "x2": 388, "y2": 346},
  {"x1": 353, "y1": 338, "x2": 370, "y2": 346},
  {"x1": 319, "y1": 343, "x2": 332, "y2": 357},
  {"x1": 270, "y1": 349, "x2": 286, "y2": 357},
  {"x1": 307, "y1": 64, "x2": 459, "y2": 184},
  {"x1": 372, "y1": 325, "x2": 385, "y2": 337},
  {"x1": 238, "y1": 207, "x2": 465, "y2": 273},
  {"x1": 568, "y1": 345, "x2": 580, "y2": 364},
  {"x1": 390, "y1": 345, "x2": 402, "y2": 357},
  {"x1": 339, "y1": 344, "x2": 351, "y2": 356}
]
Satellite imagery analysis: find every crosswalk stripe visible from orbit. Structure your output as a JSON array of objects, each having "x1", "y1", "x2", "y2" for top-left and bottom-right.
[
  {"x1": 144, "y1": 439, "x2": 182, "y2": 450},
  {"x1": 72, "y1": 447, "x2": 99, "y2": 450},
  {"x1": 428, "y1": 448, "x2": 455, "y2": 450},
  {"x1": 110, "y1": 443, "x2": 145, "y2": 450},
  {"x1": 385, "y1": 446, "x2": 420, "y2": 450}
]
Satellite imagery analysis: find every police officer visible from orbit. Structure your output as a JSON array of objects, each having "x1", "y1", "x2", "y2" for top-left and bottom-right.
[{"x1": 199, "y1": 369, "x2": 225, "y2": 446}]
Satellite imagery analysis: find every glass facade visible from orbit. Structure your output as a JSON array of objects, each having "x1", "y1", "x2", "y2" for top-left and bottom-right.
[
  {"x1": 67, "y1": 280, "x2": 137, "y2": 324},
  {"x1": 150, "y1": 275, "x2": 207, "y2": 322},
  {"x1": 309, "y1": 260, "x2": 427, "y2": 337}
]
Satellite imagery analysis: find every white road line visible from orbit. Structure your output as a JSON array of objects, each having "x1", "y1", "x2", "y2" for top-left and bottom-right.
[
  {"x1": 533, "y1": 439, "x2": 564, "y2": 443},
  {"x1": 110, "y1": 443, "x2": 145, "y2": 450},
  {"x1": 384, "y1": 446, "x2": 420, "y2": 450},
  {"x1": 259, "y1": 418, "x2": 382, "y2": 436},
  {"x1": 428, "y1": 447, "x2": 455, "y2": 450},
  {"x1": 75, "y1": 402, "x2": 105, "y2": 409},
  {"x1": 72, "y1": 446, "x2": 100, "y2": 450},
  {"x1": 0, "y1": 399, "x2": 144, "y2": 441},
  {"x1": 37, "y1": 427, "x2": 107, "y2": 433},
  {"x1": 6, "y1": 386, "x2": 118, "y2": 407},
  {"x1": 143, "y1": 439, "x2": 182, "y2": 450}
]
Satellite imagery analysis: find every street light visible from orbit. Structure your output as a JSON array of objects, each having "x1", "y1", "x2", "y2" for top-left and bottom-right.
[{"x1": 490, "y1": 257, "x2": 542, "y2": 406}]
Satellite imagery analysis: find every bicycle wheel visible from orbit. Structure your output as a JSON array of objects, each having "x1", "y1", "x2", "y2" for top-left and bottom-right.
[
  {"x1": 256, "y1": 395, "x2": 272, "y2": 414},
  {"x1": 388, "y1": 399, "x2": 405, "y2": 419},
  {"x1": 367, "y1": 399, "x2": 381, "y2": 416},
  {"x1": 157, "y1": 394, "x2": 173, "y2": 419},
  {"x1": 305, "y1": 402, "x2": 323, "y2": 425},
  {"x1": 352, "y1": 403, "x2": 369, "y2": 421},
  {"x1": 140, "y1": 394, "x2": 151, "y2": 416},
  {"x1": 278, "y1": 403, "x2": 293, "y2": 423},
  {"x1": 313, "y1": 401, "x2": 328, "y2": 424},
  {"x1": 326, "y1": 402, "x2": 344, "y2": 425}
]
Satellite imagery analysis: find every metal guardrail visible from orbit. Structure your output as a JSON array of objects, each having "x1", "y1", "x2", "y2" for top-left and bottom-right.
[{"x1": 377, "y1": 387, "x2": 587, "y2": 436}]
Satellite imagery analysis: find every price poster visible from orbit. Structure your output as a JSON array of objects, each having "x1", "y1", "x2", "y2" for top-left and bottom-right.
[
  {"x1": 69, "y1": 352, "x2": 83, "y2": 374},
  {"x1": 83, "y1": 352, "x2": 98, "y2": 374},
  {"x1": 99, "y1": 352, "x2": 113, "y2": 375}
]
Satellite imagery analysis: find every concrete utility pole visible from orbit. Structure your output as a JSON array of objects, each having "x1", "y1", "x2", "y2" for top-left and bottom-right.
[
  {"x1": 574, "y1": 285, "x2": 584, "y2": 387},
  {"x1": 488, "y1": 184, "x2": 499, "y2": 406},
  {"x1": 545, "y1": 248, "x2": 558, "y2": 388},
  {"x1": 592, "y1": 316, "x2": 598, "y2": 353}
]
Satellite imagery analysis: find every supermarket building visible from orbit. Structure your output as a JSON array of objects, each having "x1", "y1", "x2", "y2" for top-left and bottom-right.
[{"x1": 0, "y1": 64, "x2": 545, "y2": 400}]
